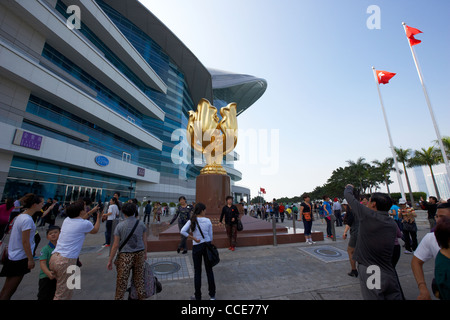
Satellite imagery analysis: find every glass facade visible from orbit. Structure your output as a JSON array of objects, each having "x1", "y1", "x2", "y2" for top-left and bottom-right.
[
  {"x1": 5, "y1": 157, "x2": 135, "y2": 203},
  {"x1": 41, "y1": 43, "x2": 147, "y2": 130},
  {"x1": 94, "y1": 0, "x2": 197, "y2": 179},
  {"x1": 24, "y1": 95, "x2": 145, "y2": 169}
]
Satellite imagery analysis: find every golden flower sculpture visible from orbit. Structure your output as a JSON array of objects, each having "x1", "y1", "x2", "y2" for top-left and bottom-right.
[{"x1": 187, "y1": 99, "x2": 238, "y2": 175}]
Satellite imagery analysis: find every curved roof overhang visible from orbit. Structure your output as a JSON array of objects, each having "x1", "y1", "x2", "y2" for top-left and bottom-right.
[{"x1": 209, "y1": 68, "x2": 268, "y2": 116}]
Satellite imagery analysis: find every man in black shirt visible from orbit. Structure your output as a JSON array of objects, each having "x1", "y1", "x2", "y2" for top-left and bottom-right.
[
  {"x1": 420, "y1": 196, "x2": 438, "y2": 230},
  {"x1": 344, "y1": 184, "x2": 404, "y2": 300},
  {"x1": 220, "y1": 196, "x2": 240, "y2": 251}
]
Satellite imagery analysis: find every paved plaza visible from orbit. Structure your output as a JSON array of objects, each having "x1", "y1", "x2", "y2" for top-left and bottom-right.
[{"x1": 1, "y1": 211, "x2": 437, "y2": 301}]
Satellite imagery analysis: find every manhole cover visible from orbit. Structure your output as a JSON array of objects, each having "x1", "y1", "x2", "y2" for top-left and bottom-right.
[
  {"x1": 150, "y1": 261, "x2": 181, "y2": 275},
  {"x1": 315, "y1": 248, "x2": 342, "y2": 257},
  {"x1": 298, "y1": 245, "x2": 348, "y2": 263}
]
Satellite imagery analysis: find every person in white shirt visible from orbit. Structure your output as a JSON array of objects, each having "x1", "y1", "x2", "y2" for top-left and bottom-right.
[
  {"x1": 333, "y1": 198, "x2": 343, "y2": 227},
  {"x1": 102, "y1": 197, "x2": 119, "y2": 247},
  {"x1": 0, "y1": 194, "x2": 43, "y2": 300},
  {"x1": 49, "y1": 200, "x2": 101, "y2": 300},
  {"x1": 180, "y1": 203, "x2": 215, "y2": 300},
  {"x1": 411, "y1": 201, "x2": 450, "y2": 300},
  {"x1": 10, "y1": 198, "x2": 22, "y2": 221}
]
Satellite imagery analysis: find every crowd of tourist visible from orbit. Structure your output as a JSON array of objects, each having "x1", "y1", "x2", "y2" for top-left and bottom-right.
[
  {"x1": 238, "y1": 191, "x2": 450, "y2": 300},
  {"x1": 0, "y1": 186, "x2": 449, "y2": 301}
]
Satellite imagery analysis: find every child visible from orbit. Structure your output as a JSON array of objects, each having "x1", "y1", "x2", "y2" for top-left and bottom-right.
[{"x1": 37, "y1": 225, "x2": 60, "y2": 300}]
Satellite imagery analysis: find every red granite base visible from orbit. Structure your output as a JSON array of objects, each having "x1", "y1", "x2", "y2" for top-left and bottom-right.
[{"x1": 147, "y1": 215, "x2": 324, "y2": 252}]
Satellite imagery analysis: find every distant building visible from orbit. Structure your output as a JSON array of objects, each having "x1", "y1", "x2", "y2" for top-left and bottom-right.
[{"x1": 413, "y1": 164, "x2": 450, "y2": 200}]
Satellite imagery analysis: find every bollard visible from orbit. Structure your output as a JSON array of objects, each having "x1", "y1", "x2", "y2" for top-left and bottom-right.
[
  {"x1": 331, "y1": 214, "x2": 336, "y2": 241},
  {"x1": 292, "y1": 212, "x2": 296, "y2": 234},
  {"x1": 272, "y1": 215, "x2": 277, "y2": 246}
]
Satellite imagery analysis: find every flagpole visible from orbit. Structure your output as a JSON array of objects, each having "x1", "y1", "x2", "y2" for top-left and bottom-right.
[
  {"x1": 258, "y1": 189, "x2": 261, "y2": 208},
  {"x1": 372, "y1": 67, "x2": 407, "y2": 200},
  {"x1": 402, "y1": 22, "x2": 450, "y2": 188}
]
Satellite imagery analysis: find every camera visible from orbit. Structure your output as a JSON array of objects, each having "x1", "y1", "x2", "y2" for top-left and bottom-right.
[
  {"x1": 352, "y1": 187, "x2": 360, "y2": 201},
  {"x1": 98, "y1": 200, "x2": 104, "y2": 212}
]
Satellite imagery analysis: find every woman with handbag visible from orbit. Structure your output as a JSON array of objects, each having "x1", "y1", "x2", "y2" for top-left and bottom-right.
[
  {"x1": 0, "y1": 194, "x2": 43, "y2": 300},
  {"x1": 180, "y1": 203, "x2": 216, "y2": 300},
  {"x1": 107, "y1": 202, "x2": 147, "y2": 300},
  {"x1": 300, "y1": 194, "x2": 315, "y2": 245}
]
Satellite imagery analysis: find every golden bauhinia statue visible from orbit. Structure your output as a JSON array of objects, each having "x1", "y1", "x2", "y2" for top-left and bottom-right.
[{"x1": 187, "y1": 99, "x2": 238, "y2": 175}]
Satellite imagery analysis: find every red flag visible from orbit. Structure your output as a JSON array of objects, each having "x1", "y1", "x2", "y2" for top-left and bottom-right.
[
  {"x1": 405, "y1": 25, "x2": 423, "y2": 46},
  {"x1": 375, "y1": 70, "x2": 396, "y2": 85},
  {"x1": 260, "y1": 188, "x2": 266, "y2": 194}
]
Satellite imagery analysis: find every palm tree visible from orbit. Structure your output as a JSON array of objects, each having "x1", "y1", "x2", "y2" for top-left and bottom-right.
[
  {"x1": 438, "y1": 136, "x2": 450, "y2": 158},
  {"x1": 394, "y1": 147, "x2": 415, "y2": 205},
  {"x1": 365, "y1": 164, "x2": 384, "y2": 194},
  {"x1": 410, "y1": 146, "x2": 443, "y2": 199},
  {"x1": 346, "y1": 157, "x2": 369, "y2": 194},
  {"x1": 372, "y1": 158, "x2": 395, "y2": 197}
]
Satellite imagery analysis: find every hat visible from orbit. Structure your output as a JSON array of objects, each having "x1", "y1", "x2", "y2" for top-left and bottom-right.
[
  {"x1": 342, "y1": 199, "x2": 348, "y2": 205},
  {"x1": 399, "y1": 198, "x2": 407, "y2": 205}
]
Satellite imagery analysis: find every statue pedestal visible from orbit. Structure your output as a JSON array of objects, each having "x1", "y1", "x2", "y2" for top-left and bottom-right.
[
  {"x1": 147, "y1": 174, "x2": 324, "y2": 252},
  {"x1": 195, "y1": 174, "x2": 230, "y2": 216}
]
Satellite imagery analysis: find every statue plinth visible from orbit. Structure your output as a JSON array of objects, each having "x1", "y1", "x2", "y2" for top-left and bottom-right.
[{"x1": 196, "y1": 174, "x2": 230, "y2": 216}]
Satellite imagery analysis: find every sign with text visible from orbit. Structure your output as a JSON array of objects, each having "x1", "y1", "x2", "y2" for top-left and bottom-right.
[
  {"x1": 137, "y1": 167, "x2": 145, "y2": 177},
  {"x1": 12, "y1": 129, "x2": 43, "y2": 151},
  {"x1": 95, "y1": 155, "x2": 109, "y2": 167}
]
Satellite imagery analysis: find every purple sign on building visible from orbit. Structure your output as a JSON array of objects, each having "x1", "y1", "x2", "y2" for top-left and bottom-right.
[
  {"x1": 13, "y1": 130, "x2": 43, "y2": 151},
  {"x1": 137, "y1": 167, "x2": 145, "y2": 177},
  {"x1": 20, "y1": 131, "x2": 43, "y2": 150}
]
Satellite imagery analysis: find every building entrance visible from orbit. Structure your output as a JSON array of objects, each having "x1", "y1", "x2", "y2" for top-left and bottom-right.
[{"x1": 64, "y1": 185, "x2": 103, "y2": 204}]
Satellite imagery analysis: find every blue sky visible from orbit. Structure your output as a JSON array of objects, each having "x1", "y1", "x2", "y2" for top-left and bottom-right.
[{"x1": 141, "y1": 0, "x2": 450, "y2": 200}]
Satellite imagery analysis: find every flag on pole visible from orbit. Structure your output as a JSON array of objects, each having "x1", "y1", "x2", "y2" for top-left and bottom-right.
[
  {"x1": 375, "y1": 70, "x2": 396, "y2": 85},
  {"x1": 402, "y1": 22, "x2": 450, "y2": 185},
  {"x1": 371, "y1": 67, "x2": 407, "y2": 201},
  {"x1": 404, "y1": 25, "x2": 423, "y2": 46},
  {"x1": 260, "y1": 188, "x2": 266, "y2": 194}
]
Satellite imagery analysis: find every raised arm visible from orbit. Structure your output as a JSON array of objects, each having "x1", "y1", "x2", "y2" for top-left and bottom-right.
[
  {"x1": 89, "y1": 210, "x2": 101, "y2": 234},
  {"x1": 344, "y1": 184, "x2": 365, "y2": 219}
]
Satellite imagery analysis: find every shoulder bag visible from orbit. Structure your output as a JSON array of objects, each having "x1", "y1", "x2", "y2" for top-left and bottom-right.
[
  {"x1": 197, "y1": 222, "x2": 220, "y2": 267},
  {"x1": 119, "y1": 220, "x2": 140, "y2": 252},
  {"x1": 237, "y1": 217, "x2": 244, "y2": 231},
  {"x1": 0, "y1": 217, "x2": 16, "y2": 265}
]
